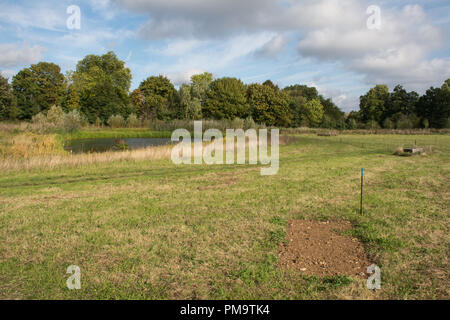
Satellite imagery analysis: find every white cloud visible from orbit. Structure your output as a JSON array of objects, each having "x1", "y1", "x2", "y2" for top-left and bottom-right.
[
  {"x1": 0, "y1": 43, "x2": 45, "y2": 68},
  {"x1": 115, "y1": 0, "x2": 449, "y2": 94},
  {"x1": 295, "y1": 1, "x2": 449, "y2": 90},
  {"x1": 166, "y1": 69, "x2": 206, "y2": 86}
]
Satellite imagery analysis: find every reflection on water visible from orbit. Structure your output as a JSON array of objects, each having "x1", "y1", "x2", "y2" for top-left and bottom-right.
[{"x1": 64, "y1": 138, "x2": 173, "y2": 154}]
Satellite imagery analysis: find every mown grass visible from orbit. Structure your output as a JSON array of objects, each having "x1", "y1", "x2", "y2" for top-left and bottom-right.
[{"x1": 0, "y1": 133, "x2": 448, "y2": 299}]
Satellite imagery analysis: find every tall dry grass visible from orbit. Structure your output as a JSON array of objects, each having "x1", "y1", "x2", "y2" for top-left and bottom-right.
[
  {"x1": 0, "y1": 133, "x2": 62, "y2": 158},
  {"x1": 0, "y1": 145, "x2": 174, "y2": 172},
  {"x1": 0, "y1": 135, "x2": 278, "y2": 172}
]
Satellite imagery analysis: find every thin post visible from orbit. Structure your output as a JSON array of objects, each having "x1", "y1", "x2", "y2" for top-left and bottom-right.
[{"x1": 360, "y1": 168, "x2": 364, "y2": 215}]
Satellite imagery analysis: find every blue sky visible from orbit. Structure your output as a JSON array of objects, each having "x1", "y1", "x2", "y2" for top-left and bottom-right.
[{"x1": 0, "y1": 0, "x2": 449, "y2": 111}]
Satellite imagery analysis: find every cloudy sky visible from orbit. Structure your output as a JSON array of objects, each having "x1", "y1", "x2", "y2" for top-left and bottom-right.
[{"x1": 0, "y1": 0, "x2": 449, "y2": 111}]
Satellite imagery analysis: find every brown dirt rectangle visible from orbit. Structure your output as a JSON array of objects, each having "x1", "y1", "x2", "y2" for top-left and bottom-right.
[{"x1": 279, "y1": 220, "x2": 372, "y2": 277}]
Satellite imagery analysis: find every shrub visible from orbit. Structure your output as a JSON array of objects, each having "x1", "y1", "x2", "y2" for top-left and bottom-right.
[
  {"x1": 127, "y1": 113, "x2": 141, "y2": 127},
  {"x1": 396, "y1": 114, "x2": 413, "y2": 129},
  {"x1": 244, "y1": 116, "x2": 257, "y2": 130},
  {"x1": 230, "y1": 117, "x2": 245, "y2": 129},
  {"x1": 46, "y1": 105, "x2": 65, "y2": 127},
  {"x1": 108, "y1": 114, "x2": 126, "y2": 128},
  {"x1": 94, "y1": 117, "x2": 103, "y2": 127},
  {"x1": 64, "y1": 110, "x2": 85, "y2": 132},
  {"x1": 30, "y1": 112, "x2": 49, "y2": 132},
  {"x1": 383, "y1": 118, "x2": 395, "y2": 129}
]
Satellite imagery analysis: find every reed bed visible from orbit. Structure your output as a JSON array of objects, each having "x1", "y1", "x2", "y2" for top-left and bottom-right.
[{"x1": 0, "y1": 145, "x2": 174, "y2": 172}]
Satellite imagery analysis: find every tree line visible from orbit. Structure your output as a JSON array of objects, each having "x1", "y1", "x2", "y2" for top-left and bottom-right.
[{"x1": 0, "y1": 51, "x2": 448, "y2": 129}]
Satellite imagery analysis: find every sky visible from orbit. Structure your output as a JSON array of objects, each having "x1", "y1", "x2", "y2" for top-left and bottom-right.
[{"x1": 0, "y1": 0, "x2": 449, "y2": 112}]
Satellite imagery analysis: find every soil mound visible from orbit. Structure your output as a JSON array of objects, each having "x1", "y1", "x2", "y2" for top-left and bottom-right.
[{"x1": 279, "y1": 220, "x2": 371, "y2": 277}]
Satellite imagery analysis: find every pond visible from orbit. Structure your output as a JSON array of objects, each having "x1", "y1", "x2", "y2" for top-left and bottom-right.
[{"x1": 64, "y1": 138, "x2": 173, "y2": 154}]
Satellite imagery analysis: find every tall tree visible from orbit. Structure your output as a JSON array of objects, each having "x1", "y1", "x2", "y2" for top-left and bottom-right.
[
  {"x1": 12, "y1": 62, "x2": 66, "y2": 120},
  {"x1": 191, "y1": 72, "x2": 213, "y2": 103},
  {"x1": 383, "y1": 85, "x2": 419, "y2": 126},
  {"x1": 203, "y1": 77, "x2": 249, "y2": 120},
  {"x1": 178, "y1": 84, "x2": 202, "y2": 120},
  {"x1": 301, "y1": 99, "x2": 324, "y2": 127},
  {"x1": 0, "y1": 74, "x2": 17, "y2": 120},
  {"x1": 72, "y1": 51, "x2": 131, "y2": 123},
  {"x1": 416, "y1": 79, "x2": 450, "y2": 128},
  {"x1": 177, "y1": 72, "x2": 213, "y2": 119},
  {"x1": 131, "y1": 75, "x2": 177, "y2": 120},
  {"x1": 248, "y1": 83, "x2": 291, "y2": 127}
]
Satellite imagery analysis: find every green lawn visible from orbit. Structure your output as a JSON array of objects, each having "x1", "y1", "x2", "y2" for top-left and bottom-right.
[{"x1": 0, "y1": 134, "x2": 448, "y2": 299}]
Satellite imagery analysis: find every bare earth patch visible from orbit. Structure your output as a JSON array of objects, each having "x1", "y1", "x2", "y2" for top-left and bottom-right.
[{"x1": 279, "y1": 220, "x2": 372, "y2": 277}]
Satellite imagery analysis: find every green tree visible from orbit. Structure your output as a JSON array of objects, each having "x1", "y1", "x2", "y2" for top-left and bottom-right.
[
  {"x1": 177, "y1": 72, "x2": 213, "y2": 120},
  {"x1": 0, "y1": 74, "x2": 17, "y2": 120},
  {"x1": 72, "y1": 52, "x2": 131, "y2": 123},
  {"x1": 301, "y1": 99, "x2": 324, "y2": 127},
  {"x1": 203, "y1": 77, "x2": 249, "y2": 120},
  {"x1": 179, "y1": 84, "x2": 202, "y2": 119},
  {"x1": 416, "y1": 79, "x2": 450, "y2": 128},
  {"x1": 132, "y1": 75, "x2": 177, "y2": 120},
  {"x1": 248, "y1": 83, "x2": 291, "y2": 127},
  {"x1": 320, "y1": 97, "x2": 344, "y2": 128},
  {"x1": 346, "y1": 111, "x2": 361, "y2": 129},
  {"x1": 191, "y1": 72, "x2": 213, "y2": 103},
  {"x1": 359, "y1": 85, "x2": 389, "y2": 125},
  {"x1": 381, "y1": 85, "x2": 419, "y2": 128},
  {"x1": 12, "y1": 62, "x2": 66, "y2": 120}
]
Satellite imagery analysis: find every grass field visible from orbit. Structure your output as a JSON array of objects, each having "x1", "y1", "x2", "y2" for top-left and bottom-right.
[{"x1": 0, "y1": 132, "x2": 448, "y2": 299}]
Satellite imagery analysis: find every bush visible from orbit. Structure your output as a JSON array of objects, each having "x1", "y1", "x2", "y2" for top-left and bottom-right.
[
  {"x1": 108, "y1": 114, "x2": 126, "y2": 128},
  {"x1": 127, "y1": 113, "x2": 141, "y2": 127},
  {"x1": 94, "y1": 117, "x2": 103, "y2": 127},
  {"x1": 46, "y1": 105, "x2": 65, "y2": 127},
  {"x1": 383, "y1": 118, "x2": 395, "y2": 129},
  {"x1": 347, "y1": 118, "x2": 357, "y2": 130},
  {"x1": 64, "y1": 110, "x2": 85, "y2": 132},
  {"x1": 396, "y1": 114, "x2": 413, "y2": 129},
  {"x1": 230, "y1": 117, "x2": 245, "y2": 129},
  {"x1": 244, "y1": 116, "x2": 257, "y2": 130}
]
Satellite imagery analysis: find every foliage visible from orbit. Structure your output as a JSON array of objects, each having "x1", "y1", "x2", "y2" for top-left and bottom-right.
[
  {"x1": 72, "y1": 52, "x2": 131, "y2": 123},
  {"x1": 415, "y1": 79, "x2": 450, "y2": 128},
  {"x1": 12, "y1": 62, "x2": 66, "y2": 120},
  {"x1": 203, "y1": 77, "x2": 249, "y2": 120},
  {"x1": 107, "y1": 114, "x2": 126, "y2": 128},
  {"x1": 247, "y1": 83, "x2": 291, "y2": 127},
  {"x1": 126, "y1": 113, "x2": 141, "y2": 128},
  {"x1": 179, "y1": 84, "x2": 202, "y2": 120},
  {"x1": 63, "y1": 110, "x2": 86, "y2": 132},
  {"x1": 3, "y1": 52, "x2": 449, "y2": 130},
  {"x1": 359, "y1": 84, "x2": 389, "y2": 124},
  {"x1": 178, "y1": 72, "x2": 213, "y2": 120},
  {"x1": 30, "y1": 105, "x2": 84, "y2": 133},
  {"x1": 283, "y1": 84, "x2": 344, "y2": 128},
  {"x1": 132, "y1": 75, "x2": 177, "y2": 120},
  {"x1": 301, "y1": 99, "x2": 324, "y2": 127},
  {"x1": 0, "y1": 74, "x2": 17, "y2": 120}
]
